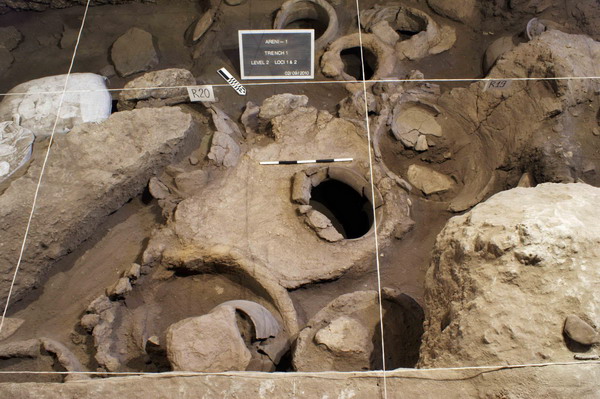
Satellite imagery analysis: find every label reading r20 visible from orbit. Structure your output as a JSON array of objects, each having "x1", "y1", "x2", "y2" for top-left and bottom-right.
[{"x1": 187, "y1": 85, "x2": 216, "y2": 102}]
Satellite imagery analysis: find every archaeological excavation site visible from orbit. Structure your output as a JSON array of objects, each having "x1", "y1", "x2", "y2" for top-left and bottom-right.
[{"x1": 0, "y1": 0, "x2": 599, "y2": 397}]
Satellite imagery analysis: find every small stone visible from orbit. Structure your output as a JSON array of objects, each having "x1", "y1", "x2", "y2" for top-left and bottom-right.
[
  {"x1": 207, "y1": 131, "x2": 240, "y2": 168},
  {"x1": 306, "y1": 209, "x2": 331, "y2": 230},
  {"x1": 80, "y1": 314, "x2": 100, "y2": 331},
  {"x1": 111, "y1": 28, "x2": 159, "y2": 77},
  {"x1": 189, "y1": 156, "x2": 199, "y2": 165},
  {"x1": 87, "y1": 295, "x2": 113, "y2": 314},
  {"x1": 125, "y1": 263, "x2": 141, "y2": 281},
  {"x1": 564, "y1": 315, "x2": 598, "y2": 346},
  {"x1": 517, "y1": 172, "x2": 535, "y2": 188},
  {"x1": 106, "y1": 277, "x2": 132, "y2": 298},
  {"x1": 298, "y1": 205, "x2": 312, "y2": 214},
  {"x1": 147, "y1": 335, "x2": 160, "y2": 346},
  {"x1": 317, "y1": 226, "x2": 345, "y2": 242},
  {"x1": 148, "y1": 177, "x2": 170, "y2": 200},
  {"x1": 407, "y1": 164, "x2": 455, "y2": 195},
  {"x1": 415, "y1": 135, "x2": 428, "y2": 152},
  {"x1": 224, "y1": 0, "x2": 245, "y2": 5},
  {"x1": 593, "y1": 127, "x2": 600, "y2": 137}
]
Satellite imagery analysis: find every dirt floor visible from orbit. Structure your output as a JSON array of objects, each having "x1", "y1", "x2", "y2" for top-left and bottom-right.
[{"x1": 1, "y1": 0, "x2": 599, "y2": 382}]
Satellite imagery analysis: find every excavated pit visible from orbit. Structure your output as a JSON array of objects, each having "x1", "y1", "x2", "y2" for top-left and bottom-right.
[
  {"x1": 309, "y1": 179, "x2": 373, "y2": 239},
  {"x1": 339, "y1": 47, "x2": 376, "y2": 81}
]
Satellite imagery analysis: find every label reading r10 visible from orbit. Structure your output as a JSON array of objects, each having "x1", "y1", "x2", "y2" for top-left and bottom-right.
[{"x1": 187, "y1": 85, "x2": 216, "y2": 102}]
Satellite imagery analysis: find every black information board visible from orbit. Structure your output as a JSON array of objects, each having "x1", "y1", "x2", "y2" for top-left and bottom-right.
[{"x1": 238, "y1": 29, "x2": 314, "y2": 80}]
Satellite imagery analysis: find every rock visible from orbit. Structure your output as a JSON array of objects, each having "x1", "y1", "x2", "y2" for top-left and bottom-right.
[
  {"x1": 99, "y1": 64, "x2": 116, "y2": 78},
  {"x1": 87, "y1": 295, "x2": 113, "y2": 315},
  {"x1": 293, "y1": 290, "x2": 423, "y2": 371},
  {"x1": 209, "y1": 106, "x2": 244, "y2": 140},
  {"x1": 117, "y1": 68, "x2": 196, "y2": 111},
  {"x1": 191, "y1": 9, "x2": 215, "y2": 42},
  {"x1": 225, "y1": 0, "x2": 245, "y2": 5},
  {"x1": 80, "y1": 314, "x2": 100, "y2": 331},
  {"x1": 407, "y1": 164, "x2": 455, "y2": 195},
  {"x1": 174, "y1": 169, "x2": 208, "y2": 195},
  {"x1": 517, "y1": 172, "x2": 535, "y2": 188},
  {"x1": 208, "y1": 131, "x2": 240, "y2": 167},
  {"x1": 415, "y1": 135, "x2": 428, "y2": 152},
  {"x1": 106, "y1": 277, "x2": 132, "y2": 298},
  {"x1": 305, "y1": 209, "x2": 344, "y2": 243},
  {"x1": 314, "y1": 316, "x2": 372, "y2": 357},
  {"x1": 59, "y1": 24, "x2": 78, "y2": 49},
  {"x1": 0, "y1": 26, "x2": 22, "y2": 50},
  {"x1": 241, "y1": 101, "x2": 260, "y2": 135},
  {"x1": 188, "y1": 156, "x2": 199, "y2": 165},
  {"x1": 0, "y1": 119, "x2": 34, "y2": 183},
  {"x1": 166, "y1": 306, "x2": 251, "y2": 372},
  {"x1": 564, "y1": 315, "x2": 598, "y2": 346},
  {"x1": 419, "y1": 183, "x2": 600, "y2": 367},
  {"x1": 0, "y1": 317, "x2": 25, "y2": 341},
  {"x1": 148, "y1": 177, "x2": 170, "y2": 200},
  {"x1": 258, "y1": 94, "x2": 309, "y2": 120},
  {"x1": 111, "y1": 28, "x2": 159, "y2": 78},
  {"x1": 0, "y1": 73, "x2": 111, "y2": 137},
  {"x1": 0, "y1": 48, "x2": 14, "y2": 74},
  {"x1": 0, "y1": 107, "x2": 197, "y2": 305},
  {"x1": 125, "y1": 263, "x2": 141, "y2": 281},
  {"x1": 427, "y1": 0, "x2": 478, "y2": 25}
]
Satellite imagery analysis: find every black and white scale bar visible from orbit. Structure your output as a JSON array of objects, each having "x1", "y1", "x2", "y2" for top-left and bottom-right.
[{"x1": 260, "y1": 158, "x2": 353, "y2": 165}]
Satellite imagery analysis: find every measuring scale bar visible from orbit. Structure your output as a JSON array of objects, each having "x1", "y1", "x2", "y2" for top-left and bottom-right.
[{"x1": 217, "y1": 68, "x2": 246, "y2": 96}]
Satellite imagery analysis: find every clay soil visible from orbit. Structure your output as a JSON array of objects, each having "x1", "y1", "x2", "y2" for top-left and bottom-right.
[{"x1": 0, "y1": 0, "x2": 598, "y2": 380}]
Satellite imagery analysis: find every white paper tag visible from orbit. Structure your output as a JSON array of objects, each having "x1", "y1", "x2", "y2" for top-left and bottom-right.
[{"x1": 187, "y1": 85, "x2": 216, "y2": 102}]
